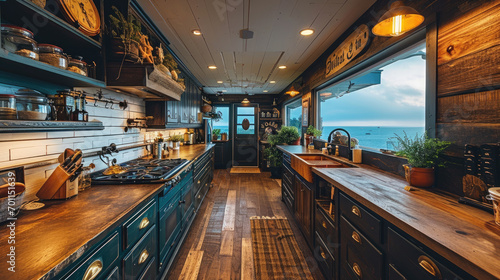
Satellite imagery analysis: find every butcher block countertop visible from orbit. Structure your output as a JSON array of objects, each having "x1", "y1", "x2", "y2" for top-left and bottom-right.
[
  {"x1": 0, "y1": 144, "x2": 214, "y2": 280},
  {"x1": 278, "y1": 145, "x2": 500, "y2": 280}
]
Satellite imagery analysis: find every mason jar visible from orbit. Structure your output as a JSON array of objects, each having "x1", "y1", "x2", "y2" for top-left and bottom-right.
[{"x1": 1, "y1": 24, "x2": 39, "y2": 60}]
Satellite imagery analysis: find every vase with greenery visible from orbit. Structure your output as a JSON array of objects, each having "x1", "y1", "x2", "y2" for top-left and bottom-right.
[
  {"x1": 305, "y1": 125, "x2": 322, "y2": 146},
  {"x1": 263, "y1": 126, "x2": 300, "y2": 178},
  {"x1": 274, "y1": 126, "x2": 301, "y2": 145},
  {"x1": 212, "y1": 129, "x2": 221, "y2": 141},
  {"x1": 168, "y1": 134, "x2": 184, "y2": 149},
  {"x1": 393, "y1": 132, "x2": 451, "y2": 188},
  {"x1": 108, "y1": 6, "x2": 142, "y2": 61}
]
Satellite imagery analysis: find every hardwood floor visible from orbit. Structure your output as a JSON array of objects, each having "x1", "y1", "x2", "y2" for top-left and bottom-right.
[{"x1": 165, "y1": 169, "x2": 325, "y2": 280}]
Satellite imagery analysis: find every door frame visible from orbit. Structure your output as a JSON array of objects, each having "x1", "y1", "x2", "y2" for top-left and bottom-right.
[{"x1": 231, "y1": 103, "x2": 259, "y2": 167}]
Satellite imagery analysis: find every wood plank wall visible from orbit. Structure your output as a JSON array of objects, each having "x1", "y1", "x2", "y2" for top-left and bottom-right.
[{"x1": 278, "y1": 0, "x2": 500, "y2": 196}]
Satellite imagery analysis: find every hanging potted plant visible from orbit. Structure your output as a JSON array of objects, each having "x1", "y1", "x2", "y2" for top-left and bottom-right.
[
  {"x1": 393, "y1": 132, "x2": 451, "y2": 188},
  {"x1": 108, "y1": 6, "x2": 142, "y2": 62},
  {"x1": 305, "y1": 125, "x2": 322, "y2": 146}
]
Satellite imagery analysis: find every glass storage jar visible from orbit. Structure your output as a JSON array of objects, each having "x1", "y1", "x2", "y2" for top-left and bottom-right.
[
  {"x1": 1, "y1": 25, "x2": 39, "y2": 60},
  {"x1": 0, "y1": 94, "x2": 17, "y2": 120},
  {"x1": 53, "y1": 89, "x2": 75, "y2": 121},
  {"x1": 15, "y1": 89, "x2": 49, "y2": 120},
  {"x1": 38, "y1": 44, "x2": 68, "y2": 69},
  {"x1": 68, "y1": 56, "x2": 88, "y2": 76}
]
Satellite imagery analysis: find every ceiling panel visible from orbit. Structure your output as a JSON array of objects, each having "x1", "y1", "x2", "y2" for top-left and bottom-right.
[{"x1": 137, "y1": 0, "x2": 376, "y2": 95}]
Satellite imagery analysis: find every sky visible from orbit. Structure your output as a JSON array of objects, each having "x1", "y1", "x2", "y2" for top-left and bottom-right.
[{"x1": 318, "y1": 45, "x2": 426, "y2": 127}]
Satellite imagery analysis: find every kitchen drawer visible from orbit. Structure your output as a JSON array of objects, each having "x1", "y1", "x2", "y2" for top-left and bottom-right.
[
  {"x1": 340, "y1": 216, "x2": 383, "y2": 280},
  {"x1": 315, "y1": 232, "x2": 335, "y2": 280},
  {"x1": 387, "y1": 227, "x2": 465, "y2": 280},
  {"x1": 340, "y1": 193, "x2": 381, "y2": 244},
  {"x1": 194, "y1": 165, "x2": 210, "y2": 196},
  {"x1": 283, "y1": 165, "x2": 294, "y2": 185},
  {"x1": 283, "y1": 153, "x2": 291, "y2": 165},
  {"x1": 138, "y1": 257, "x2": 157, "y2": 280},
  {"x1": 123, "y1": 200, "x2": 156, "y2": 250},
  {"x1": 282, "y1": 179, "x2": 293, "y2": 200},
  {"x1": 123, "y1": 225, "x2": 157, "y2": 280},
  {"x1": 388, "y1": 264, "x2": 406, "y2": 280},
  {"x1": 282, "y1": 185, "x2": 294, "y2": 211},
  {"x1": 105, "y1": 267, "x2": 119, "y2": 280},
  {"x1": 315, "y1": 203, "x2": 336, "y2": 250},
  {"x1": 65, "y1": 232, "x2": 120, "y2": 280}
]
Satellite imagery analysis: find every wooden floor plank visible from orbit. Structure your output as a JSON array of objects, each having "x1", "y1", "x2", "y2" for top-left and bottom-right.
[
  {"x1": 178, "y1": 250, "x2": 204, "y2": 280},
  {"x1": 222, "y1": 190, "x2": 237, "y2": 231},
  {"x1": 241, "y1": 238, "x2": 255, "y2": 280},
  {"x1": 220, "y1": 230, "x2": 234, "y2": 256},
  {"x1": 195, "y1": 201, "x2": 215, "y2": 251}
]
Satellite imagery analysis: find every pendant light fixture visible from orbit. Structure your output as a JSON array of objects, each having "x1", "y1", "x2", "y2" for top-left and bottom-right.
[
  {"x1": 372, "y1": 1, "x2": 424, "y2": 37},
  {"x1": 241, "y1": 98, "x2": 250, "y2": 104}
]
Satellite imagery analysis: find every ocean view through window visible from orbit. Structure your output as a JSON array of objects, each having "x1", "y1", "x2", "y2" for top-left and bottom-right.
[
  {"x1": 317, "y1": 43, "x2": 426, "y2": 151},
  {"x1": 285, "y1": 98, "x2": 302, "y2": 133},
  {"x1": 213, "y1": 106, "x2": 230, "y2": 137}
]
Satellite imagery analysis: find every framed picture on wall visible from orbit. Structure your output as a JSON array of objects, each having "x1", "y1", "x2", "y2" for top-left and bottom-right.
[{"x1": 302, "y1": 99, "x2": 309, "y2": 127}]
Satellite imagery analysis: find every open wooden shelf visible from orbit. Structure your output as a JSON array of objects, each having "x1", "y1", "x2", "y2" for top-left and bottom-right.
[
  {"x1": 1, "y1": 0, "x2": 101, "y2": 50},
  {"x1": 0, "y1": 120, "x2": 104, "y2": 132},
  {"x1": 0, "y1": 50, "x2": 105, "y2": 90}
]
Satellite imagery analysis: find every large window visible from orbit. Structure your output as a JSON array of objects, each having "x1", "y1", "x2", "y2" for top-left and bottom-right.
[
  {"x1": 317, "y1": 43, "x2": 426, "y2": 151},
  {"x1": 285, "y1": 98, "x2": 302, "y2": 132},
  {"x1": 213, "y1": 106, "x2": 230, "y2": 137}
]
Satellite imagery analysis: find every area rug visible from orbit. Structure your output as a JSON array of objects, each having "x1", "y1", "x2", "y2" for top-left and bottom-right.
[
  {"x1": 230, "y1": 167, "x2": 261, "y2": 174},
  {"x1": 250, "y1": 216, "x2": 314, "y2": 280}
]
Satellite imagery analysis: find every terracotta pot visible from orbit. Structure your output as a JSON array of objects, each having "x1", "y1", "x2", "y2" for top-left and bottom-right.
[
  {"x1": 291, "y1": 137, "x2": 301, "y2": 145},
  {"x1": 212, "y1": 135, "x2": 219, "y2": 141},
  {"x1": 404, "y1": 164, "x2": 435, "y2": 188},
  {"x1": 201, "y1": 104, "x2": 212, "y2": 113}
]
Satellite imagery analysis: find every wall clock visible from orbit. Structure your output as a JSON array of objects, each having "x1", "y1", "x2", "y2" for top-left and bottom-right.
[{"x1": 58, "y1": 0, "x2": 101, "y2": 36}]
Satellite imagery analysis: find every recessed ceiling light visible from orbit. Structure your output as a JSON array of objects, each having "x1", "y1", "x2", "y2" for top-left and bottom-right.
[
  {"x1": 278, "y1": 65, "x2": 286, "y2": 69},
  {"x1": 217, "y1": 80, "x2": 223, "y2": 84},
  {"x1": 270, "y1": 81, "x2": 276, "y2": 84},
  {"x1": 263, "y1": 90, "x2": 268, "y2": 93},
  {"x1": 208, "y1": 65, "x2": 217, "y2": 69},
  {"x1": 192, "y1": 29, "x2": 202, "y2": 35},
  {"x1": 300, "y1": 29, "x2": 314, "y2": 36}
]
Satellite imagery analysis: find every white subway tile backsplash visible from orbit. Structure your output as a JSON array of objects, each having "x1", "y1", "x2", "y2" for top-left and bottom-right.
[
  {"x1": 11, "y1": 146, "x2": 47, "y2": 160},
  {"x1": 0, "y1": 132, "x2": 47, "y2": 142},
  {"x1": 47, "y1": 143, "x2": 73, "y2": 155},
  {"x1": 47, "y1": 131, "x2": 75, "y2": 139}
]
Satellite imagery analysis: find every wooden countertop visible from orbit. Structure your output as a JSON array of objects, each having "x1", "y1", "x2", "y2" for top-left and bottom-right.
[
  {"x1": 278, "y1": 145, "x2": 500, "y2": 280},
  {"x1": 0, "y1": 144, "x2": 214, "y2": 280}
]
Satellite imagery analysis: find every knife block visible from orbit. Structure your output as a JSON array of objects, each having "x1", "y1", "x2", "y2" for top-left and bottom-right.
[{"x1": 36, "y1": 165, "x2": 74, "y2": 200}]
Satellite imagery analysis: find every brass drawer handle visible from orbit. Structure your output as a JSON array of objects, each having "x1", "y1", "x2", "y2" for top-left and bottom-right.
[
  {"x1": 322, "y1": 221, "x2": 327, "y2": 229},
  {"x1": 198, "y1": 180, "x2": 201, "y2": 184},
  {"x1": 352, "y1": 263, "x2": 362, "y2": 278},
  {"x1": 418, "y1": 256, "x2": 442, "y2": 279},
  {"x1": 351, "y1": 205, "x2": 361, "y2": 217},
  {"x1": 352, "y1": 231, "x2": 361, "y2": 244},
  {"x1": 83, "y1": 259, "x2": 103, "y2": 280},
  {"x1": 320, "y1": 251, "x2": 327, "y2": 260},
  {"x1": 139, "y1": 217, "x2": 150, "y2": 230},
  {"x1": 138, "y1": 249, "x2": 149, "y2": 265}
]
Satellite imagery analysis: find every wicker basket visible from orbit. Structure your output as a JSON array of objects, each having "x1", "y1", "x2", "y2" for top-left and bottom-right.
[{"x1": 0, "y1": 183, "x2": 25, "y2": 223}]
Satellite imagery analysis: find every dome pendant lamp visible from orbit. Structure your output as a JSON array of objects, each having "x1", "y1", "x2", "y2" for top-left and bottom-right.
[{"x1": 372, "y1": 1, "x2": 424, "y2": 37}]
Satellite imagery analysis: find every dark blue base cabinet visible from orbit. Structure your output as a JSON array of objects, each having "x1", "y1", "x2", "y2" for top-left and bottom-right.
[{"x1": 57, "y1": 148, "x2": 214, "y2": 280}]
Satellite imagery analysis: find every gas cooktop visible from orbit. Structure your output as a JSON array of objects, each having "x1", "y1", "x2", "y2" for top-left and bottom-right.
[{"x1": 91, "y1": 158, "x2": 190, "y2": 184}]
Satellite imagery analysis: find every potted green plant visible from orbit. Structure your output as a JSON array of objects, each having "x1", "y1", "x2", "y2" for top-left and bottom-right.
[
  {"x1": 263, "y1": 132, "x2": 285, "y2": 178},
  {"x1": 212, "y1": 129, "x2": 221, "y2": 141},
  {"x1": 168, "y1": 134, "x2": 184, "y2": 150},
  {"x1": 108, "y1": 6, "x2": 142, "y2": 62},
  {"x1": 305, "y1": 125, "x2": 322, "y2": 146},
  {"x1": 277, "y1": 126, "x2": 301, "y2": 145},
  {"x1": 393, "y1": 132, "x2": 451, "y2": 188}
]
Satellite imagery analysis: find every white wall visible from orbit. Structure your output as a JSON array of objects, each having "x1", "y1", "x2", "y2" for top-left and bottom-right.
[{"x1": 0, "y1": 88, "x2": 187, "y2": 202}]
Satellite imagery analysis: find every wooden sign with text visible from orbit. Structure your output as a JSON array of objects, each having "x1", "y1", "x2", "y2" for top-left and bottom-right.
[{"x1": 325, "y1": 24, "x2": 370, "y2": 78}]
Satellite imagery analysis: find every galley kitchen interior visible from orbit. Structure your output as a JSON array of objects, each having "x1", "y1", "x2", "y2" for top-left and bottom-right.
[{"x1": 0, "y1": 0, "x2": 499, "y2": 279}]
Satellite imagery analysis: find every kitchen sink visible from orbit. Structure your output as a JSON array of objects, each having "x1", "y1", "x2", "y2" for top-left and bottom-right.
[{"x1": 291, "y1": 154, "x2": 356, "y2": 183}]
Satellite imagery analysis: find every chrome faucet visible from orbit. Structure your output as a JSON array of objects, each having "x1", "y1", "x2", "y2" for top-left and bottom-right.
[{"x1": 327, "y1": 128, "x2": 352, "y2": 161}]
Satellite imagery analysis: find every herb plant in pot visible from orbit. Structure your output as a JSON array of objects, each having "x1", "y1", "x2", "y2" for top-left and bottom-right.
[
  {"x1": 169, "y1": 135, "x2": 184, "y2": 150},
  {"x1": 393, "y1": 132, "x2": 451, "y2": 188},
  {"x1": 305, "y1": 125, "x2": 322, "y2": 146},
  {"x1": 212, "y1": 129, "x2": 221, "y2": 141},
  {"x1": 277, "y1": 126, "x2": 301, "y2": 145},
  {"x1": 108, "y1": 6, "x2": 142, "y2": 62}
]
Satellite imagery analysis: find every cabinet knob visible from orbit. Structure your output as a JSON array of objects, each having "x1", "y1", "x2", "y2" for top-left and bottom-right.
[
  {"x1": 418, "y1": 256, "x2": 442, "y2": 279},
  {"x1": 138, "y1": 249, "x2": 149, "y2": 265},
  {"x1": 198, "y1": 180, "x2": 201, "y2": 184},
  {"x1": 83, "y1": 259, "x2": 103, "y2": 280},
  {"x1": 179, "y1": 200, "x2": 186, "y2": 204},
  {"x1": 351, "y1": 205, "x2": 361, "y2": 217},
  {"x1": 322, "y1": 221, "x2": 327, "y2": 229},
  {"x1": 351, "y1": 231, "x2": 361, "y2": 244},
  {"x1": 320, "y1": 251, "x2": 327, "y2": 260},
  {"x1": 352, "y1": 263, "x2": 362, "y2": 278},
  {"x1": 139, "y1": 217, "x2": 150, "y2": 230}
]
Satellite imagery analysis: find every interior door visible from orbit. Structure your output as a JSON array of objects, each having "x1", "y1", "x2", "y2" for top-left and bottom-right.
[{"x1": 233, "y1": 104, "x2": 258, "y2": 166}]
